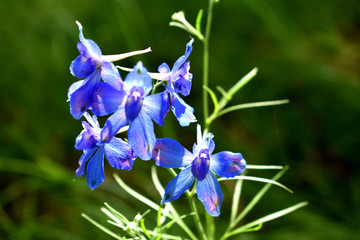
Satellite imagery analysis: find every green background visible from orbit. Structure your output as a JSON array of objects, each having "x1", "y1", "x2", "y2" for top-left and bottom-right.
[{"x1": 1, "y1": 0, "x2": 359, "y2": 239}]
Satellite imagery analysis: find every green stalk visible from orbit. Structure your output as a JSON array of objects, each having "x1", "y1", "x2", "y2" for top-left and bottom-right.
[{"x1": 203, "y1": 0, "x2": 215, "y2": 130}]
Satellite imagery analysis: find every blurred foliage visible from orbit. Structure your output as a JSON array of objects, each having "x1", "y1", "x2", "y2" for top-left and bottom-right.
[{"x1": 0, "y1": 0, "x2": 359, "y2": 239}]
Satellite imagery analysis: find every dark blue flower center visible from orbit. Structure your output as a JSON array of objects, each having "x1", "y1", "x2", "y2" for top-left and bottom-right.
[
  {"x1": 125, "y1": 86, "x2": 144, "y2": 121},
  {"x1": 191, "y1": 149, "x2": 210, "y2": 181}
]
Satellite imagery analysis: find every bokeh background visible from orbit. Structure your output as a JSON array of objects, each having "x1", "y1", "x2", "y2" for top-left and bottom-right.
[{"x1": 1, "y1": 0, "x2": 359, "y2": 239}]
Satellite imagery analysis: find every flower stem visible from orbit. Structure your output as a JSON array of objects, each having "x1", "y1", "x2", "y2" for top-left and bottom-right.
[
  {"x1": 187, "y1": 190, "x2": 208, "y2": 240},
  {"x1": 203, "y1": 0, "x2": 215, "y2": 130}
]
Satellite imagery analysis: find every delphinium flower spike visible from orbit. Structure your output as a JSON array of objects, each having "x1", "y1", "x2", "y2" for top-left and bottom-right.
[
  {"x1": 75, "y1": 112, "x2": 136, "y2": 189},
  {"x1": 152, "y1": 125, "x2": 246, "y2": 216},
  {"x1": 156, "y1": 39, "x2": 196, "y2": 126},
  {"x1": 68, "y1": 21, "x2": 151, "y2": 119},
  {"x1": 119, "y1": 39, "x2": 196, "y2": 126},
  {"x1": 91, "y1": 61, "x2": 170, "y2": 160}
]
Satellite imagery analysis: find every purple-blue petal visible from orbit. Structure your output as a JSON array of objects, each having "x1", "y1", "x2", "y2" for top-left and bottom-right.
[
  {"x1": 70, "y1": 55, "x2": 95, "y2": 79},
  {"x1": 161, "y1": 166, "x2": 195, "y2": 204},
  {"x1": 128, "y1": 110, "x2": 155, "y2": 160},
  {"x1": 86, "y1": 146, "x2": 105, "y2": 190},
  {"x1": 75, "y1": 122, "x2": 98, "y2": 150},
  {"x1": 70, "y1": 71, "x2": 100, "y2": 119},
  {"x1": 76, "y1": 21, "x2": 102, "y2": 60},
  {"x1": 142, "y1": 91, "x2": 170, "y2": 126},
  {"x1": 196, "y1": 172, "x2": 223, "y2": 217},
  {"x1": 174, "y1": 73, "x2": 192, "y2": 96},
  {"x1": 102, "y1": 108, "x2": 128, "y2": 139},
  {"x1": 152, "y1": 138, "x2": 194, "y2": 168},
  {"x1": 170, "y1": 92, "x2": 196, "y2": 127},
  {"x1": 91, "y1": 82, "x2": 125, "y2": 116},
  {"x1": 76, "y1": 148, "x2": 97, "y2": 177},
  {"x1": 100, "y1": 61, "x2": 123, "y2": 90},
  {"x1": 68, "y1": 80, "x2": 84, "y2": 101},
  {"x1": 158, "y1": 62, "x2": 170, "y2": 73},
  {"x1": 125, "y1": 87, "x2": 144, "y2": 122},
  {"x1": 210, "y1": 151, "x2": 246, "y2": 178},
  {"x1": 172, "y1": 39, "x2": 193, "y2": 73},
  {"x1": 104, "y1": 137, "x2": 136, "y2": 170},
  {"x1": 123, "y1": 61, "x2": 152, "y2": 96}
]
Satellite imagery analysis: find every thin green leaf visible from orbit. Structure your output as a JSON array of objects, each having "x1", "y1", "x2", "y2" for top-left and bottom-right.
[
  {"x1": 230, "y1": 166, "x2": 289, "y2": 230},
  {"x1": 216, "y1": 86, "x2": 227, "y2": 98},
  {"x1": 157, "y1": 206, "x2": 162, "y2": 236},
  {"x1": 160, "y1": 212, "x2": 195, "y2": 234},
  {"x1": 218, "y1": 175, "x2": 293, "y2": 193},
  {"x1": 140, "y1": 219, "x2": 151, "y2": 239},
  {"x1": 230, "y1": 178, "x2": 243, "y2": 223},
  {"x1": 113, "y1": 174, "x2": 160, "y2": 211},
  {"x1": 147, "y1": 230, "x2": 182, "y2": 240},
  {"x1": 101, "y1": 207, "x2": 126, "y2": 227},
  {"x1": 226, "y1": 202, "x2": 308, "y2": 238},
  {"x1": 246, "y1": 164, "x2": 284, "y2": 170},
  {"x1": 151, "y1": 166, "x2": 165, "y2": 197},
  {"x1": 218, "y1": 67, "x2": 258, "y2": 110},
  {"x1": 104, "y1": 202, "x2": 129, "y2": 224},
  {"x1": 81, "y1": 213, "x2": 123, "y2": 240},
  {"x1": 218, "y1": 99, "x2": 289, "y2": 117},
  {"x1": 196, "y1": 9, "x2": 203, "y2": 34},
  {"x1": 203, "y1": 85, "x2": 219, "y2": 112}
]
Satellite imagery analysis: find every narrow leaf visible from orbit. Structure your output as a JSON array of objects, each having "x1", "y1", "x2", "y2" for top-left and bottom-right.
[
  {"x1": 113, "y1": 174, "x2": 160, "y2": 211},
  {"x1": 81, "y1": 213, "x2": 123, "y2": 240},
  {"x1": 229, "y1": 166, "x2": 289, "y2": 229},
  {"x1": 196, "y1": 9, "x2": 203, "y2": 33},
  {"x1": 218, "y1": 175, "x2": 293, "y2": 193},
  {"x1": 246, "y1": 164, "x2": 284, "y2": 170},
  {"x1": 227, "y1": 202, "x2": 308, "y2": 237},
  {"x1": 230, "y1": 178, "x2": 243, "y2": 223},
  {"x1": 203, "y1": 85, "x2": 219, "y2": 112},
  {"x1": 218, "y1": 99, "x2": 289, "y2": 117}
]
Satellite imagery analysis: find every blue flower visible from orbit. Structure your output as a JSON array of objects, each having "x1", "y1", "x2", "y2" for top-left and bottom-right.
[
  {"x1": 91, "y1": 61, "x2": 170, "y2": 160},
  {"x1": 69, "y1": 21, "x2": 151, "y2": 120},
  {"x1": 75, "y1": 112, "x2": 136, "y2": 190},
  {"x1": 152, "y1": 125, "x2": 246, "y2": 216},
  {"x1": 154, "y1": 39, "x2": 196, "y2": 126}
]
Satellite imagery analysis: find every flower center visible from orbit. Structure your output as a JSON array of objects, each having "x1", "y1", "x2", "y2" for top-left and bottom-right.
[
  {"x1": 191, "y1": 149, "x2": 210, "y2": 181},
  {"x1": 125, "y1": 86, "x2": 144, "y2": 121}
]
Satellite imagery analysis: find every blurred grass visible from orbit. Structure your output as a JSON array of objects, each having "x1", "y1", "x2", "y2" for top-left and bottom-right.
[{"x1": 0, "y1": 0, "x2": 359, "y2": 239}]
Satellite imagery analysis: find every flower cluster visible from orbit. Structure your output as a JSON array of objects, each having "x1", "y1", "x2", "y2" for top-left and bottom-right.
[{"x1": 68, "y1": 22, "x2": 246, "y2": 215}]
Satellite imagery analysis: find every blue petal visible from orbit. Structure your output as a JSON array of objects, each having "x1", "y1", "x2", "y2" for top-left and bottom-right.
[
  {"x1": 152, "y1": 138, "x2": 194, "y2": 168},
  {"x1": 70, "y1": 71, "x2": 100, "y2": 120},
  {"x1": 76, "y1": 148, "x2": 97, "y2": 177},
  {"x1": 196, "y1": 172, "x2": 223, "y2": 217},
  {"x1": 67, "y1": 80, "x2": 84, "y2": 101},
  {"x1": 128, "y1": 110, "x2": 155, "y2": 160},
  {"x1": 86, "y1": 146, "x2": 105, "y2": 190},
  {"x1": 170, "y1": 92, "x2": 196, "y2": 127},
  {"x1": 100, "y1": 61, "x2": 123, "y2": 90},
  {"x1": 161, "y1": 166, "x2": 195, "y2": 204},
  {"x1": 104, "y1": 137, "x2": 136, "y2": 170},
  {"x1": 142, "y1": 91, "x2": 170, "y2": 126},
  {"x1": 75, "y1": 122, "x2": 98, "y2": 150},
  {"x1": 174, "y1": 72, "x2": 192, "y2": 96},
  {"x1": 158, "y1": 63, "x2": 170, "y2": 73},
  {"x1": 191, "y1": 149, "x2": 210, "y2": 181},
  {"x1": 70, "y1": 54, "x2": 95, "y2": 79},
  {"x1": 210, "y1": 151, "x2": 246, "y2": 178},
  {"x1": 91, "y1": 82, "x2": 125, "y2": 116},
  {"x1": 123, "y1": 61, "x2": 152, "y2": 96},
  {"x1": 102, "y1": 108, "x2": 128, "y2": 139},
  {"x1": 76, "y1": 21, "x2": 102, "y2": 60},
  {"x1": 172, "y1": 39, "x2": 193, "y2": 73},
  {"x1": 125, "y1": 87, "x2": 144, "y2": 122}
]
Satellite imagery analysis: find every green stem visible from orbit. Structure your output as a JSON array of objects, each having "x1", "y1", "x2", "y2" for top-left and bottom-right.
[
  {"x1": 187, "y1": 191, "x2": 208, "y2": 240},
  {"x1": 203, "y1": 0, "x2": 215, "y2": 130}
]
